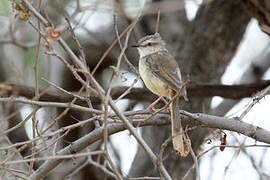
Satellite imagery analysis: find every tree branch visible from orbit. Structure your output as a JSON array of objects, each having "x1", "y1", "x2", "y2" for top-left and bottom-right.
[
  {"x1": 25, "y1": 110, "x2": 270, "y2": 179},
  {"x1": 1, "y1": 80, "x2": 270, "y2": 104}
]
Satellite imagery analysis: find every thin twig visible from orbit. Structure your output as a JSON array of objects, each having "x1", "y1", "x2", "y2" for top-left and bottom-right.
[
  {"x1": 155, "y1": 9, "x2": 161, "y2": 33},
  {"x1": 0, "y1": 107, "x2": 39, "y2": 137},
  {"x1": 0, "y1": 97, "x2": 103, "y2": 114},
  {"x1": 2, "y1": 151, "x2": 104, "y2": 165},
  {"x1": 91, "y1": 17, "x2": 140, "y2": 75},
  {"x1": 113, "y1": 14, "x2": 139, "y2": 75},
  {"x1": 30, "y1": 0, "x2": 43, "y2": 173},
  {"x1": 158, "y1": 136, "x2": 171, "y2": 177},
  {"x1": 182, "y1": 133, "x2": 200, "y2": 180},
  {"x1": 42, "y1": 78, "x2": 86, "y2": 100},
  {"x1": 239, "y1": 85, "x2": 270, "y2": 120},
  {"x1": 113, "y1": 14, "x2": 141, "y2": 103},
  {"x1": 88, "y1": 157, "x2": 118, "y2": 179}
]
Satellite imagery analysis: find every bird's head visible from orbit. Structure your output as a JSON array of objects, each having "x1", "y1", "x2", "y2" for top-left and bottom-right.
[{"x1": 133, "y1": 33, "x2": 167, "y2": 57}]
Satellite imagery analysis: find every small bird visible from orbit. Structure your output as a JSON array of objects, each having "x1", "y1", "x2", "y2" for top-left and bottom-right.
[{"x1": 134, "y1": 33, "x2": 189, "y2": 157}]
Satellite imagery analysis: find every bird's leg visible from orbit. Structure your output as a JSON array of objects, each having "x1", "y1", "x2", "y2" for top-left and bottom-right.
[{"x1": 147, "y1": 96, "x2": 164, "y2": 111}]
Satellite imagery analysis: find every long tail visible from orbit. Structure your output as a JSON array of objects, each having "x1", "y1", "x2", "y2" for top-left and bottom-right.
[{"x1": 170, "y1": 91, "x2": 189, "y2": 157}]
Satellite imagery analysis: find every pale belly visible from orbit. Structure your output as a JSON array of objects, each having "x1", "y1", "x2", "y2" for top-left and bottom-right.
[{"x1": 139, "y1": 58, "x2": 170, "y2": 98}]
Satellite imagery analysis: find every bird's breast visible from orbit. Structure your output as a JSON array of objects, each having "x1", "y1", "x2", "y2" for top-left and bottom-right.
[{"x1": 139, "y1": 57, "x2": 170, "y2": 98}]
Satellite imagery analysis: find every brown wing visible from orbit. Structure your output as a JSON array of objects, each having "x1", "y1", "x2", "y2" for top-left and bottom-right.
[
  {"x1": 145, "y1": 51, "x2": 188, "y2": 101},
  {"x1": 146, "y1": 51, "x2": 183, "y2": 92}
]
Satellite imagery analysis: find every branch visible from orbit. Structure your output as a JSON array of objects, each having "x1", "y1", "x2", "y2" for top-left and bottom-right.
[
  {"x1": 0, "y1": 97, "x2": 102, "y2": 115},
  {"x1": 180, "y1": 110, "x2": 270, "y2": 144},
  {"x1": 25, "y1": 110, "x2": 270, "y2": 179},
  {"x1": 210, "y1": 48, "x2": 270, "y2": 116},
  {"x1": 17, "y1": 0, "x2": 172, "y2": 179},
  {"x1": 1, "y1": 80, "x2": 270, "y2": 104}
]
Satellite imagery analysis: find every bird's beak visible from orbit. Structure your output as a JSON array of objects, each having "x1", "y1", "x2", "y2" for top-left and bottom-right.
[{"x1": 131, "y1": 44, "x2": 140, "y2": 48}]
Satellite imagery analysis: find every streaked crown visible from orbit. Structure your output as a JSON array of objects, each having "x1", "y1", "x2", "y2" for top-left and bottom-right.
[
  {"x1": 137, "y1": 33, "x2": 166, "y2": 46},
  {"x1": 135, "y1": 33, "x2": 167, "y2": 58}
]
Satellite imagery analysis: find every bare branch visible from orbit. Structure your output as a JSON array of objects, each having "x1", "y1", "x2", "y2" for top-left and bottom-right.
[
  {"x1": 0, "y1": 97, "x2": 103, "y2": 115},
  {"x1": 2, "y1": 81, "x2": 270, "y2": 104}
]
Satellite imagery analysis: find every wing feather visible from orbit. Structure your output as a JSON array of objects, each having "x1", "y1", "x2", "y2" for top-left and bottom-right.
[{"x1": 146, "y1": 51, "x2": 182, "y2": 91}]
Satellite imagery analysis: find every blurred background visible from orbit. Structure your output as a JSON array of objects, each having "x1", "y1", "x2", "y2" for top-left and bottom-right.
[{"x1": 0, "y1": 0, "x2": 270, "y2": 179}]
